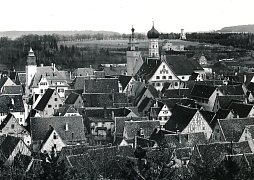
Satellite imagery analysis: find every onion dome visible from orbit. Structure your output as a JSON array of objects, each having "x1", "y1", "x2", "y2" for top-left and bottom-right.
[{"x1": 147, "y1": 24, "x2": 160, "y2": 39}]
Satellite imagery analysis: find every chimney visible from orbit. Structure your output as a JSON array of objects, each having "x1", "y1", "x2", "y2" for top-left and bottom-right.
[
  {"x1": 53, "y1": 64, "x2": 56, "y2": 72},
  {"x1": 65, "y1": 123, "x2": 69, "y2": 131}
]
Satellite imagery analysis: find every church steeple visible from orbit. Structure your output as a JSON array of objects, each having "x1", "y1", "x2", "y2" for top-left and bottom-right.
[
  {"x1": 128, "y1": 26, "x2": 138, "y2": 51},
  {"x1": 27, "y1": 47, "x2": 37, "y2": 65},
  {"x1": 147, "y1": 22, "x2": 160, "y2": 58}
]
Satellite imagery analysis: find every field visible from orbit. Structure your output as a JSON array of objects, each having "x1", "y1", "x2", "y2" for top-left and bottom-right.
[{"x1": 58, "y1": 39, "x2": 201, "y2": 49}]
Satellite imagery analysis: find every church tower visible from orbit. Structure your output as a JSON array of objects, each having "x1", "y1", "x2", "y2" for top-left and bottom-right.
[
  {"x1": 26, "y1": 48, "x2": 37, "y2": 95},
  {"x1": 147, "y1": 22, "x2": 160, "y2": 59},
  {"x1": 126, "y1": 26, "x2": 142, "y2": 76}
]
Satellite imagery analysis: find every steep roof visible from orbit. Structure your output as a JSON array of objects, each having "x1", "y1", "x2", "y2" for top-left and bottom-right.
[
  {"x1": 30, "y1": 116, "x2": 86, "y2": 143},
  {"x1": 218, "y1": 118, "x2": 254, "y2": 142},
  {"x1": 199, "y1": 110, "x2": 215, "y2": 124},
  {"x1": 146, "y1": 84, "x2": 159, "y2": 98},
  {"x1": 219, "y1": 84, "x2": 244, "y2": 95},
  {"x1": 190, "y1": 84, "x2": 217, "y2": 99},
  {"x1": 216, "y1": 95, "x2": 245, "y2": 109},
  {"x1": 64, "y1": 92, "x2": 80, "y2": 105},
  {"x1": 0, "y1": 113, "x2": 13, "y2": 130},
  {"x1": 135, "y1": 59, "x2": 161, "y2": 81},
  {"x1": 228, "y1": 102, "x2": 253, "y2": 118},
  {"x1": 30, "y1": 66, "x2": 68, "y2": 88},
  {"x1": 60, "y1": 106, "x2": 79, "y2": 116},
  {"x1": 164, "y1": 104, "x2": 198, "y2": 132},
  {"x1": 83, "y1": 78, "x2": 119, "y2": 93},
  {"x1": 190, "y1": 141, "x2": 252, "y2": 171},
  {"x1": 103, "y1": 65, "x2": 127, "y2": 76},
  {"x1": 2, "y1": 85, "x2": 24, "y2": 95},
  {"x1": 0, "y1": 77, "x2": 8, "y2": 89},
  {"x1": 73, "y1": 76, "x2": 90, "y2": 90},
  {"x1": 165, "y1": 55, "x2": 203, "y2": 75},
  {"x1": 123, "y1": 120, "x2": 160, "y2": 139},
  {"x1": 118, "y1": 75, "x2": 132, "y2": 90},
  {"x1": 34, "y1": 88, "x2": 54, "y2": 111},
  {"x1": 210, "y1": 109, "x2": 232, "y2": 129},
  {"x1": 0, "y1": 94, "x2": 25, "y2": 113}
]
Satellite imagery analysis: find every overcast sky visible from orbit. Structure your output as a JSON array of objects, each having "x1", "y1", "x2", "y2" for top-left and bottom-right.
[{"x1": 0, "y1": 0, "x2": 253, "y2": 33}]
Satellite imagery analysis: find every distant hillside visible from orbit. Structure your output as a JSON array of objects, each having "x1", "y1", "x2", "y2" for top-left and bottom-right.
[
  {"x1": 219, "y1": 24, "x2": 254, "y2": 33},
  {"x1": 0, "y1": 30, "x2": 121, "y2": 39}
]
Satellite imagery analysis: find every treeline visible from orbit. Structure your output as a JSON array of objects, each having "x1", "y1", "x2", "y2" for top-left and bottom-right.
[
  {"x1": 186, "y1": 32, "x2": 254, "y2": 50},
  {"x1": 0, "y1": 35, "x2": 126, "y2": 71}
]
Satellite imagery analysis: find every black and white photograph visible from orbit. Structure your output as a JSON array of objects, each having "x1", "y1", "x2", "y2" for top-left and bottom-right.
[{"x1": 0, "y1": 0, "x2": 254, "y2": 179}]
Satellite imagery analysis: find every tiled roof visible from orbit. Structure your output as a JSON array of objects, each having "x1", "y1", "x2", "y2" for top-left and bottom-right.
[
  {"x1": 162, "y1": 132, "x2": 207, "y2": 148},
  {"x1": 123, "y1": 120, "x2": 160, "y2": 140},
  {"x1": 58, "y1": 70, "x2": 72, "y2": 84},
  {"x1": 0, "y1": 94, "x2": 25, "y2": 113},
  {"x1": 190, "y1": 84, "x2": 217, "y2": 99},
  {"x1": 199, "y1": 110, "x2": 215, "y2": 124},
  {"x1": 136, "y1": 136, "x2": 155, "y2": 148},
  {"x1": 146, "y1": 84, "x2": 159, "y2": 98},
  {"x1": 228, "y1": 102, "x2": 253, "y2": 118},
  {"x1": 165, "y1": 55, "x2": 203, "y2": 75},
  {"x1": 103, "y1": 65, "x2": 127, "y2": 76},
  {"x1": 118, "y1": 75, "x2": 132, "y2": 90},
  {"x1": 161, "y1": 98, "x2": 197, "y2": 110},
  {"x1": 219, "y1": 84, "x2": 244, "y2": 95},
  {"x1": 2, "y1": 85, "x2": 24, "y2": 95},
  {"x1": 135, "y1": 59, "x2": 161, "y2": 81},
  {"x1": 0, "y1": 77, "x2": 8, "y2": 89},
  {"x1": 30, "y1": 66, "x2": 68, "y2": 88},
  {"x1": 246, "y1": 125, "x2": 254, "y2": 139},
  {"x1": 164, "y1": 104, "x2": 197, "y2": 132},
  {"x1": 218, "y1": 118, "x2": 254, "y2": 142},
  {"x1": 114, "y1": 116, "x2": 148, "y2": 137},
  {"x1": 0, "y1": 113, "x2": 13, "y2": 130},
  {"x1": 83, "y1": 93, "x2": 129, "y2": 107},
  {"x1": 210, "y1": 109, "x2": 231, "y2": 129},
  {"x1": 247, "y1": 82, "x2": 254, "y2": 92},
  {"x1": 72, "y1": 76, "x2": 90, "y2": 90},
  {"x1": 150, "y1": 129, "x2": 177, "y2": 142},
  {"x1": 60, "y1": 106, "x2": 78, "y2": 116},
  {"x1": 72, "y1": 68, "x2": 94, "y2": 77},
  {"x1": 0, "y1": 135, "x2": 22, "y2": 163},
  {"x1": 138, "y1": 97, "x2": 154, "y2": 112},
  {"x1": 163, "y1": 88, "x2": 191, "y2": 98},
  {"x1": 30, "y1": 116, "x2": 86, "y2": 143},
  {"x1": 34, "y1": 88, "x2": 54, "y2": 111},
  {"x1": 216, "y1": 95, "x2": 245, "y2": 109},
  {"x1": 83, "y1": 78, "x2": 119, "y2": 93},
  {"x1": 64, "y1": 92, "x2": 80, "y2": 105},
  {"x1": 190, "y1": 141, "x2": 252, "y2": 171}
]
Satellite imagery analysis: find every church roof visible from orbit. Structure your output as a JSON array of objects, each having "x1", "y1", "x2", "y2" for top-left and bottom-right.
[{"x1": 147, "y1": 25, "x2": 160, "y2": 39}]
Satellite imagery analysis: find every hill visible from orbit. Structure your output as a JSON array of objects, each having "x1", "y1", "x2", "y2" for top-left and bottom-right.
[
  {"x1": 0, "y1": 30, "x2": 121, "y2": 39},
  {"x1": 219, "y1": 24, "x2": 254, "y2": 33}
]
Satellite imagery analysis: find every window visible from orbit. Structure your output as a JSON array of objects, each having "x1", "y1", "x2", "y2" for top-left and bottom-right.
[
  {"x1": 152, "y1": 83, "x2": 155, "y2": 86},
  {"x1": 58, "y1": 89, "x2": 64, "y2": 93},
  {"x1": 11, "y1": 124, "x2": 14, "y2": 129},
  {"x1": 20, "y1": 112, "x2": 24, "y2": 115},
  {"x1": 40, "y1": 89, "x2": 43, "y2": 94},
  {"x1": 203, "y1": 126, "x2": 205, "y2": 130},
  {"x1": 48, "y1": 105, "x2": 52, "y2": 108},
  {"x1": 162, "y1": 76, "x2": 166, "y2": 79},
  {"x1": 182, "y1": 76, "x2": 185, "y2": 79},
  {"x1": 53, "y1": 133, "x2": 57, "y2": 139},
  {"x1": 175, "y1": 82, "x2": 178, "y2": 86},
  {"x1": 54, "y1": 98, "x2": 57, "y2": 101},
  {"x1": 54, "y1": 144, "x2": 57, "y2": 149},
  {"x1": 163, "y1": 65, "x2": 165, "y2": 68},
  {"x1": 156, "y1": 76, "x2": 160, "y2": 79},
  {"x1": 168, "y1": 76, "x2": 172, "y2": 79},
  {"x1": 59, "y1": 104, "x2": 62, "y2": 107},
  {"x1": 156, "y1": 83, "x2": 160, "y2": 87}
]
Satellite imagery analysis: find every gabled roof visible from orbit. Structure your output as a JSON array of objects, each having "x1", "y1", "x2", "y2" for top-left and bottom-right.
[
  {"x1": 218, "y1": 118, "x2": 254, "y2": 142},
  {"x1": 0, "y1": 95, "x2": 25, "y2": 113},
  {"x1": 210, "y1": 109, "x2": 232, "y2": 129},
  {"x1": 189, "y1": 72, "x2": 199, "y2": 81},
  {"x1": 118, "y1": 75, "x2": 132, "y2": 90},
  {"x1": 72, "y1": 67, "x2": 94, "y2": 77},
  {"x1": 103, "y1": 65, "x2": 127, "y2": 76},
  {"x1": 138, "y1": 97, "x2": 154, "y2": 112},
  {"x1": 60, "y1": 106, "x2": 79, "y2": 116},
  {"x1": 83, "y1": 78, "x2": 119, "y2": 93},
  {"x1": 0, "y1": 77, "x2": 8, "y2": 89},
  {"x1": 30, "y1": 66, "x2": 68, "y2": 88},
  {"x1": 146, "y1": 84, "x2": 159, "y2": 98},
  {"x1": 0, "y1": 135, "x2": 22, "y2": 163},
  {"x1": 64, "y1": 92, "x2": 80, "y2": 105},
  {"x1": 123, "y1": 120, "x2": 160, "y2": 139},
  {"x1": 247, "y1": 82, "x2": 254, "y2": 92},
  {"x1": 40, "y1": 126, "x2": 55, "y2": 148},
  {"x1": 2, "y1": 85, "x2": 24, "y2": 95},
  {"x1": 164, "y1": 104, "x2": 198, "y2": 132},
  {"x1": 216, "y1": 95, "x2": 245, "y2": 109},
  {"x1": 135, "y1": 59, "x2": 161, "y2": 81},
  {"x1": 219, "y1": 84, "x2": 244, "y2": 95},
  {"x1": 163, "y1": 88, "x2": 191, "y2": 98},
  {"x1": 30, "y1": 116, "x2": 86, "y2": 143},
  {"x1": 162, "y1": 132, "x2": 207, "y2": 148},
  {"x1": 190, "y1": 84, "x2": 217, "y2": 99},
  {"x1": 72, "y1": 76, "x2": 90, "y2": 90},
  {"x1": 0, "y1": 113, "x2": 13, "y2": 130},
  {"x1": 165, "y1": 55, "x2": 203, "y2": 75},
  {"x1": 190, "y1": 141, "x2": 252, "y2": 171},
  {"x1": 228, "y1": 102, "x2": 253, "y2": 118},
  {"x1": 199, "y1": 110, "x2": 215, "y2": 124},
  {"x1": 161, "y1": 98, "x2": 197, "y2": 110},
  {"x1": 34, "y1": 88, "x2": 54, "y2": 111}
]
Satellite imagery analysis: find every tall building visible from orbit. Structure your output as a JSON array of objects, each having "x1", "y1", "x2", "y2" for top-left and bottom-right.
[
  {"x1": 26, "y1": 48, "x2": 37, "y2": 96},
  {"x1": 147, "y1": 22, "x2": 160, "y2": 59},
  {"x1": 126, "y1": 26, "x2": 142, "y2": 76}
]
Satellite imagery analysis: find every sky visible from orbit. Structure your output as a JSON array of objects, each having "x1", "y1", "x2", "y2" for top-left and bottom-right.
[{"x1": 0, "y1": 0, "x2": 253, "y2": 33}]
